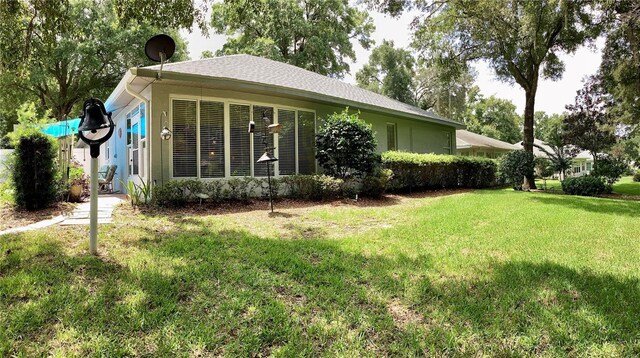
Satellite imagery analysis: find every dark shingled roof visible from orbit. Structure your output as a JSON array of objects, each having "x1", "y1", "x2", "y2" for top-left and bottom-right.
[{"x1": 144, "y1": 54, "x2": 462, "y2": 127}]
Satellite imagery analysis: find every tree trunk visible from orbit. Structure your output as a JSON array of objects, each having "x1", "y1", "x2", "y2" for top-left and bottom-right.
[{"x1": 523, "y1": 88, "x2": 537, "y2": 190}]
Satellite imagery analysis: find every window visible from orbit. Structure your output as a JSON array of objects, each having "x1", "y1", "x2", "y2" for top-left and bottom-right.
[
  {"x1": 200, "y1": 101, "x2": 225, "y2": 178},
  {"x1": 126, "y1": 113, "x2": 131, "y2": 146},
  {"x1": 252, "y1": 106, "x2": 274, "y2": 177},
  {"x1": 387, "y1": 123, "x2": 397, "y2": 151},
  {"x1": 105, "y1": 139, "x2": 110, "y2": 159},
  {"x1": 229, "y1": 104, "x2": 251, "y2": 176},
  {"x1": 140, "y1": 141, "x2": 145, "y2": 177},
  {"x1": 587, "y1": 162, "x2": 593, "y2": 171},
  {"x1": 278, "y1": 109, "x2": 296, "y2": 175},
  {"x1": 298, "y1": 111, "x2": 316, "y2": 175},
  {"x1": 443, "y1": 131, "x2": 452, "y2": 154},
  {"x1": 132, "y1": 123, "x2": 139, "y2": 175},
  {"x1": 172, "y1": 99, "x2": 197, "y2": 177},
  {"x1": 140, "y1": 103, "x2": 146, "y2": 139}
]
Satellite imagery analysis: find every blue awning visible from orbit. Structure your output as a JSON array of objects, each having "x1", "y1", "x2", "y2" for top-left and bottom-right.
[{"x1": 41, "y1": 118, "x2": 81, "y2": 138}]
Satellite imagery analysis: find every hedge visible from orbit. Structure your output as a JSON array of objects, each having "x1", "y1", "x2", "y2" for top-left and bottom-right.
[
  {"x1": 561, "y1": 176, "x2": 606, "y2": 197},
  {"x1": 381, "y1": 151, "x2": 498, "y2": 191}
]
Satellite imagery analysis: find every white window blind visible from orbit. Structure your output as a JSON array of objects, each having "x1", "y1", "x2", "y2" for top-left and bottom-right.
[
  {"x1": 278, "y1": 109, "x2": 296, "y2": 175},
  {"x1": 298, "y1": 111, "x2": 316, "y2": 175},
  {"x1": 172, "y1": 99, "x2": 197, "y2": 177},
  {"x1": 253, "y1": 106, "x2": 274, "y2": 177},
  {"x1": 229, "y1": 104, "x2": 251, "y2": 176},
  {"x1": 200, "y1": 101, "x2": 225, "y2": 178}
]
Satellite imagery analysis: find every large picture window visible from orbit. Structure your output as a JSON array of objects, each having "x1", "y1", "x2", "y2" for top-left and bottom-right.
[
  {"x1": 298, "y1": 111, "x2": 316, "y2": 175},
  {"x1": 230, "y1": 104, "x2": 251, "y2": 176},
  {"x1": 200, "y1": 101, "x2": 225, "y2": 178},
  {"x1": 278, "y1": 109, "x2": 296, "y2": 175},
  {"x1": 172, "y1": 99, "x2": 197, "y2": 177}
]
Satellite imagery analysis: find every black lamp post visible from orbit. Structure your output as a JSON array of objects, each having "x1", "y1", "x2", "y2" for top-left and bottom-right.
[
  {"x1": 251, "y1": 111, "x2": 279, "y2": 212},
  {"x1": 77, "y1": 98, "x2": 114, "y2": 255}
]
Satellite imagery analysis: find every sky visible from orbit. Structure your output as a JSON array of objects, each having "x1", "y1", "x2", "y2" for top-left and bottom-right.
[{"x1": 179, "y1": 9, "x2": 604, "y2": 116}]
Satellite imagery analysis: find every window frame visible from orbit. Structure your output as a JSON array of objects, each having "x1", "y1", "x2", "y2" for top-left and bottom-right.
[
  {"x1": 386, "y1": 122, "x2": 398, "y2": 151},
  {"x1": 169, "y1": 94, "x2": 316, "y2": 180}
]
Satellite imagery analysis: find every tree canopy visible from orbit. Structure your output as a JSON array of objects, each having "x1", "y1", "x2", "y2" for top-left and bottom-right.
[
  {"x1": 373, "y1": 0, "x2": 603, "y2": 188},
  {"x1": 210, "y1": 0, "x2": 375, "y2": 78},
  {"x1": 464, "y1": 93, "x2": 522, "y2": 144},
  {"x1": 0, "y1": 0, "x2": 188, "y2": 135}
]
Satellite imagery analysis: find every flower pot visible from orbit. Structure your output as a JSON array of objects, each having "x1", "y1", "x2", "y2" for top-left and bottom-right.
[{"x1": 69, "y1": 184, "x2": 83, "y2": 202}]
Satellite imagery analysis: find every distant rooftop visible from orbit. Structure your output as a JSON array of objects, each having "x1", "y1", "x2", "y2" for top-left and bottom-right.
[{"x1": 456, "y1": 130, "x2": 518, "y2": 151}]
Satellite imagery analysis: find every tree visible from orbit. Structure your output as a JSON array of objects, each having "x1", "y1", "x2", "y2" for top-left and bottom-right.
[
  {"x1": 373, "y1": 0, "x2": 603, "y2": 189},
  {"x1": 534, "y1": 111, "x2": 565, "y2": 143},
  {"x1": 413, "y1": 64, "x2": 475, "y2": 121},
  {"x1": 0, "y1": 0, "x2": 188, "y2": 128},
  {"x1": 210, "y1": 0, "x2": 375, "y2": 78},
  {"x1": 564, "y1": 77, "x2": 617, "y2": 170},
  {"x1": 465, "y1": 94, "x2": 522, "y2": 143},
  {"x1": 532, "y1": 123, "x2": 579, "y2": 181},
  {"x1": 356, "y1": 40, "x2": 416, "y2": 104}
]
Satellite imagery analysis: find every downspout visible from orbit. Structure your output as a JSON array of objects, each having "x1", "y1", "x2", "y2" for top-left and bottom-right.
[{"x1": 125, "y1": 71, "x2": 152, "y2": 188}]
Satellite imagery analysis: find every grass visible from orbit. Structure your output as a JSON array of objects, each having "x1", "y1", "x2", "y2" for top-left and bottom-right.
[
  {"x1": 536, "y1": 176, "x2": 640, "y2": 196},
  {"x1": 0, "y1": 181, "x2": 12, "y2": 207},
  {"x1": 1, "y1": 189, "x2": 640, "y2": 356}
]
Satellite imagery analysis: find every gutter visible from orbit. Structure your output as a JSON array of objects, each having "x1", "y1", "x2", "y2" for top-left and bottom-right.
[{"x1": 125, "y1": 69, "x2": 152, "y2": 186}]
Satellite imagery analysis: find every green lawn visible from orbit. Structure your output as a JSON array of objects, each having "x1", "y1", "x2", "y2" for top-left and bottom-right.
[
  {"x1": 1, "y1": 189, "x2": 640, "y2": 356},
  {"x1": 536, "y1": 176, "x2": 640, "y2": 196}
]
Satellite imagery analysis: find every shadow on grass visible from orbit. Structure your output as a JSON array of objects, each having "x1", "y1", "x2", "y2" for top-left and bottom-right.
[
  {"x1": 528, "y1": 194, "x2": 640, "y2": 217},
  {"x1": 2, "y1": 222, "x2": 639, "y2": 355}
]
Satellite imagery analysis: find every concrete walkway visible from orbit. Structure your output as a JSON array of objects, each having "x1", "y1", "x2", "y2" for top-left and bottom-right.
[
  {"x1": 0, "y1": 215, "x2": 66, "y2": 236},
  {"x1": 60, "y1": 194, "x2": 126, "y2": 225}
]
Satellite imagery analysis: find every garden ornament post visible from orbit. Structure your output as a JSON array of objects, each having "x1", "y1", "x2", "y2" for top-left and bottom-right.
[
  {"x1": 255, "y1": 110, "x2": 278, "y2": 212},
  {"x1": 78, "y1": 98, "x2": 114, "y2": 255}
]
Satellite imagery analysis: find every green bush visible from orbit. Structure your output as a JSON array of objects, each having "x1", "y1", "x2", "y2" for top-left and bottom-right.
[
  {"x1": 498, "y1": 150, "x2": 535, "y2": 190},
  {"x1": 381, "y1": 151, "x2": 498, "y2": 192},
  {"x1": 280, "y1": 174, "x2": 344, "y2": 200},
  {"x1": 11, "y1": 132, "x2": 60, "y2": 210},
  {"x1": 562, "y1": 176, "x2": 606, "y2": 196},
  {"x1": 592, "y1": 155, "x2": 627, "y2": 189},
  {"x1": 633, "y1": 171, "x2": 640, "y2": 182},
  {"x1": 361, "y1": 168, "x2": 393, "y2": 198},
  {"x1": 316, "y1": 108, "x2": 379, "y2": 179}
]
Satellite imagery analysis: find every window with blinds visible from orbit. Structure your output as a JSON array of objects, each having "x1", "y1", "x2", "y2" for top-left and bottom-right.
[
  {"x1": 277, "y1": 109, "x2": 296, "y2": 175},
  {"x1": 387, "y1": 123, "x2": 397, "y2": 151},
  {"x1": 172, "y1": 99, "x2": 197, "y2": 177},
  {"x1": 200, "y1": 101, "x2": 225, "y2": 178},
  {"x1": 253, "y1": 106, "x2": 274, "y2": 177},
  {"x1": 229, "y1": 104, "x2": 251, "y2": 176},
  {"x1": 298, "y1": 111, "x2": 316, "y2": 175}
]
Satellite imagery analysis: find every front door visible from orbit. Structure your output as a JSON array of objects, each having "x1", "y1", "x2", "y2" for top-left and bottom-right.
[{"x1": 128, "y1": 119, "x2": 147, "y2": 186}]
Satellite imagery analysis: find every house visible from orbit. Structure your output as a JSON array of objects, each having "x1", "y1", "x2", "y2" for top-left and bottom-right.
[
  {"x1": 456, "y1": 130, "x2": 517, "y2": 158},
  {"x1": 98, "y1": 55, "x2": 464, "y2": 193},
  {"x1": 514, "y1": 139, "x2": 595, "y2": 177}
]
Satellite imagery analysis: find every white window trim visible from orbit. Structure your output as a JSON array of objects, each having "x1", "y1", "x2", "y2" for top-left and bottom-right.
[{"x1": 168, "y1": 94, "x2": 316, "y2": 180}]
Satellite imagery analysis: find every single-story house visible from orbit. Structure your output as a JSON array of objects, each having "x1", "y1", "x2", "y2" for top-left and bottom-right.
[
  {"x1": 514, "y1": 139, "x2": 595, "y2": 177},
  {"x1": 98, "y1": 54, "x2": 464, "y2": 193},
  {"x1": 456, "y1": 130, "x2": 517, "y2": 158}
]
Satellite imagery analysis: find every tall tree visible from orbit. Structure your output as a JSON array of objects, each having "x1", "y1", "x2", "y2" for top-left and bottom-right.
[
  {"x1": 598, "y1": 0, "x2": 640, "y2": 125},
  {"x1": 534, "y1": 111, "x2": 565, "y2": 143},
  {"x1": 413, "y1": 64, "x2": 474, "y2": 121},
  {"x1": 564, "y1": 76, "x2": 617, "y2": 169},
  {"x1": 210, "y1": 0, "x2": 375, "y2": 78},
  {"x1": 0, "y1": 0, "x2": 188, "y2": 128},
  {"x1": 356, "y1": 40, "x2": 416, "y2": 104},
  {"x1": 465, "y1": 94, "x2": 522, "y2": 143},
  {"x1": 371, "y1": 0, "x2": 602, "y2": 189}
]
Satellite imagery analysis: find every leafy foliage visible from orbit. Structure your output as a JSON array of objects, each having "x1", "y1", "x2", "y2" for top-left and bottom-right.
[
  {"x1": 381, "y1": 151, "x2": 498, "y2": 191},
  {"x1": 498, "y1": 150, "x2": 535, "y2": 191},
  {"x1": 591, "y1": 155, "x2": 627, "y2": 188},
  {"x1": 464, "y1": 94, "x2": 523, "y2": 143},
  {"x1": 11, "y1": 132, "x2": 60, "y2": 210},
  {"x1": 562, "y1": 176, "x2": 606, "y2": 196},
  {"x1": 534, "y1": 112, "x2": 565, "y2": 143},
  {"x1": 633, "y1": 171, "x2": 640, "y2": 182},
  {"x1": 210, "y1": 0, "x2": 374, "y2": 78},
  {"x1": 315, "y1": 109, "x2": 379, "y2": 179},
  {"x1": 564, "y1": 76, "x2": 617, "y2": 167}
]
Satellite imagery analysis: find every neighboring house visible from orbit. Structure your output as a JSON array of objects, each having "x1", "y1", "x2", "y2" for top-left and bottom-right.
[
  {"x1": 0, "y1": 149, "x2": 12, "y2": 183},
  {"x1": 456, "y1": 130, "x2": 517, "y2": 158},
  {"x1": 98, "y1": 55, "x2": 464, "y2": 193},
  {"x1": 514, "y1": 139, "x2": 595, "y2": 177}
]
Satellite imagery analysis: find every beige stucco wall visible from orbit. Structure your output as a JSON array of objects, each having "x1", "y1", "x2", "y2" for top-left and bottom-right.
[{"x1": 144, "y1": 81, "x2": 457, "y2": 184}]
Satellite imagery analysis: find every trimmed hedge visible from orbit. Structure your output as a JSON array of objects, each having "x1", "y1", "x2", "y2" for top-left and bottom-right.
[
  {"x1": 381, "y1": 151, "x2": 498, "y2": 191},
  {"x1": 561, "y1": 176, "x2": 606, "y2": 196},
  {"x1": 12, "y1": 132, "x2": 60, "y2": 210}
]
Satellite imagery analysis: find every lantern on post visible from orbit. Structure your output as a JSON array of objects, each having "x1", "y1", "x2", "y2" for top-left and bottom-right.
[
  {"x1": 77, "y1": 98, "x2": 114, "y2": 255},
  {"x1": 255, "y1": 111, "x2": 278, "y2": 212}
]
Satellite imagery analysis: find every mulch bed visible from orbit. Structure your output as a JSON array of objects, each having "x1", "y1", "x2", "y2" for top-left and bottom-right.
[{"x1": 0, "y1": 202, "x2": 76, "y2": 232}]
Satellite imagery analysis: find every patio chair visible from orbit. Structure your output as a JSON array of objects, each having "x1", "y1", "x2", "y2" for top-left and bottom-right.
[
  {"x1": 97, "y1": 165, "x2": 110, "y2": 180},
  {"x1": 99, "y1": 165, "x2": 117, "y2": 193}
]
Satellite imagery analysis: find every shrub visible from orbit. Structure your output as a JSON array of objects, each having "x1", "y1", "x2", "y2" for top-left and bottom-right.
[
  {"x1": 11, "y1": 132, "x2": 60, "y2": 210},
  {"x1": 361, "y1": 168, "x2": 393, "y2": 198},
  {"x1": 381, "y1": 151, "x2": 498, "y2": 192},
  {"x1": 152, "y1": 180, "x2": 189, "y2": 207},
  {"x1": 280, "y1": 175, "x2": 344, "y2": 200},
  {"x1": 562, "y1": 176, "x2": 606, "y2": 196},
  {"x1": 592, "y1": 155, "x2": 626, "y2": 188},
  {"x1": 535, "y1": 157, "x2": 555, "y2": 179},
  {"x1": 316, "y1": 108, "x2": 379, "y2": 179},
  {"x1": 633, "y1": 171, "x2": 640, "y2": 182},
  {"x1": 498, "y1": 150, "x2": 535, "y2": 190}
]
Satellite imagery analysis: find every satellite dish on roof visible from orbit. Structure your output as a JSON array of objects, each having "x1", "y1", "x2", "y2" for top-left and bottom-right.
[{"x1": 144, "y1": 34, "x2": 176, "y2": 79}]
